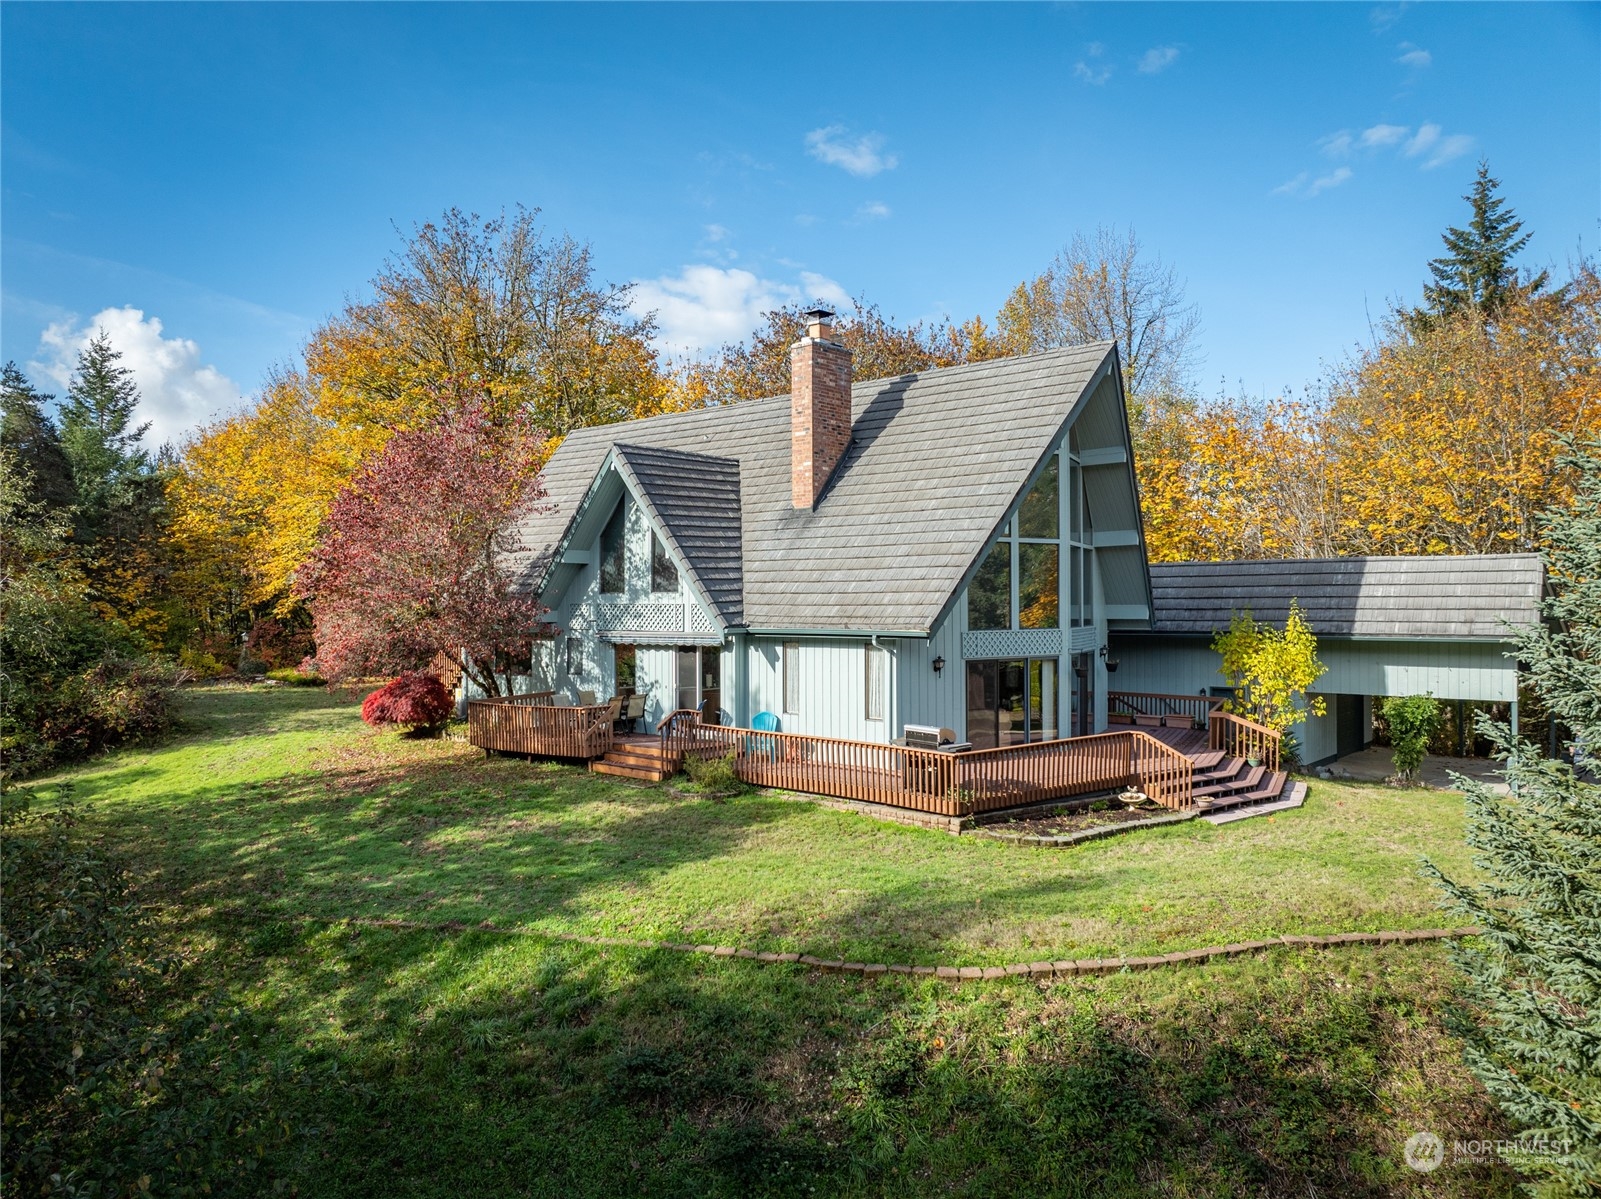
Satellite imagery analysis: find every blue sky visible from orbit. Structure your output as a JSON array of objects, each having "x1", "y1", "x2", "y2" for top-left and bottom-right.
[{"x1": 3, "y1": 2, "x2": 1597, "y2": 446}]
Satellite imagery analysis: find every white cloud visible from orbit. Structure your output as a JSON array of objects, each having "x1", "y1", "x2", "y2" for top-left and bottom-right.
[
  {"x1": 703, "y1": 224, "x2": 731, "y2": 243},
  {"x1": 1273, "y1": 167, "x2": 1353, "y2": 198},
  {"x1": 804, "y1": 125, "x2": 898, "y2": 177},
  {"x1": 1396, "y1": 43, "x2": 1432, "y2": 68},
  {"x1": 629, "y1": 265, "x2": 850, "y2": 356},
  {"x1": 1137, "y1": 45, "x2": 1180, "y2": 74},
  {"x1": 1404, "y1": 122, "x2": 1473, "y2": 168},
  {"x1": 1073, "y1": 60, "x2": 1112, "y2": 85},
  {"x1": 1359, "y1": 122, "x2": 1410, "y2": 149},
  {"x1": 1306, "y1": 166, "x2": 1353, "y2": 196},
  {"x1": 1320, "y1": 130, "x2": 1356, "y2": 158},
  {"x1": 1272, "y1": 171, "x2": 1310, "y2": 197},
  {"x1": 856, "y1": 201, "x2": 892, "y2": 220},
  {"x1": 30, "y1": 306, "x2": 241, "y2": 448}
]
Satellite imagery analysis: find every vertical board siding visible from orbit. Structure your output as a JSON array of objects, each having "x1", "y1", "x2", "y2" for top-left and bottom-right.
[{"x1": 744, "y1": 636, "x2": 891, "y2": 743}]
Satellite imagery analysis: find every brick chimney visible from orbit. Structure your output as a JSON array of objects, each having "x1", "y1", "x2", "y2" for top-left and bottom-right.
[{"x1": 790, "y1": 307, "x2": 853, "y2": 509}]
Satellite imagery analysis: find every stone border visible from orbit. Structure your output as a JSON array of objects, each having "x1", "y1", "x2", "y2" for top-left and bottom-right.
[
  {"x1": 974, "y1": 808, "x2": 1197, "y2": 847},
  {"x1": 291, "y1": 915, "x2": 1481, "y2": 983}
]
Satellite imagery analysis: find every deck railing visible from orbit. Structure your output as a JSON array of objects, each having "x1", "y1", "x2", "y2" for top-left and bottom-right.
[
  {"x1": 1208, "y1": 710, "x2": 1281, "y2": 772},
  {"x1": 1107, "y1": 690, "x2": 1223, "y2": 729},
  {"x1": 658, "y1": 710, "x2": 1194, "y2": 815},
  {"x1": 468, "y1": 694, "x2": 613, "y2": 759}
]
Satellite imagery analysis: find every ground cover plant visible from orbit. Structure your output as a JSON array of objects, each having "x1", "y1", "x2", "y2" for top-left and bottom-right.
[{"x1": 9, "y1": 683, "x2": 1528, "y2": 1196}]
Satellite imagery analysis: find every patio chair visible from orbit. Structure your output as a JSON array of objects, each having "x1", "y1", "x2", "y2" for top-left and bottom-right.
[
  {"x1": 619, "y1": 693, "x2": 646, "y2": 733},
  {"x1": 699, "y1": 698, "x2": 721, "y2": 726},
  {"x1": 751, "y1": 711, "x2": 781, "y2": 762},
  {"x1": 579, "y1": 689, "x2": 597, "y2": 707}
]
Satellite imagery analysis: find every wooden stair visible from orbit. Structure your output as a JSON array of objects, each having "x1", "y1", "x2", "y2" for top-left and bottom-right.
[
  {"x1": 590, "y1": 738, "x2": 679, "y2": 783},
  {"x1": 1193, "y1": 761, "x2": 1290, "y2": 812}
]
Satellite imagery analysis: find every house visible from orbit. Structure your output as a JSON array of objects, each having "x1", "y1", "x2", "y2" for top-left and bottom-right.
[
  {"x1": 513, "y1": 309, "x2": 1149, "y2": 748},
  {"x1": 1109, "y1": 555, "x2": 1544, "y2": 764},
  {"x1": 503, "y1": 307, "x2": 1542, "y2": 773}
]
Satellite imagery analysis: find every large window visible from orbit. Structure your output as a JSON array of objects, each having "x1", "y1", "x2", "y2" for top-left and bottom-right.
[
  {"x1": 599, "y1": 501, "x2": 626, "y2": 594},
  {"x1": 967, "y1": 454, "x2": 1063, "y2": 631},
  {"x1": 650, "y1": 531, "x2": 679, "y2": 593},
  {"x1": 965, "y1": 658, "x2": 1058, "y2": 749},
  {"x1": 1066, "y1": 447, "x2": 1093, "y2": 627}
]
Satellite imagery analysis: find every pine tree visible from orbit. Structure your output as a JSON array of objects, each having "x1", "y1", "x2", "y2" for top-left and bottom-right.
[
  {"x1": 58, "y1": 332, "x2": 151, "y2": 538},
  {"x1": 1423, "y1": 437, "x2": 1601, "y2": 1195},
  {"x1": 1418, "y1": 161, "x2": 1550, "y2": 323},
  {"x1": 0, "y1": 362, "x2": 76, "y2": 511}
]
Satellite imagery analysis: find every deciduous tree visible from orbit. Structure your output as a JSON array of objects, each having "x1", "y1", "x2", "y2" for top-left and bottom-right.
[
  {"x1": 1210, "y1": 601, "x2": 1328, "y2": 737},
  {"x1": 295, "y1": 393, "x2": 549, "y2": 698}
]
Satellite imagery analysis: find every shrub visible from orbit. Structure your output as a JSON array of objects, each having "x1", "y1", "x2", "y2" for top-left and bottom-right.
[
  {"x1": 361, "y1": 671, "x2": 453, "y2": 734},
  {"x1": 1381, "y1": 694, "x2": 1441, "y2": 783},
  {"x1": 683, "y1": 751, "x2": 742, "y2": 794},
  {"x1": 266, "y1": 667, "x2": 326, "y2": 687},
  {"x1": 178, "y1": 647, "x2": 230, "y2": 678},
  {"x1": 1, "y1": 792, "x2": 292, "y2": 1193},
  {"x1": 4, "y1": 656, "x2": 180, "y2": 780}
]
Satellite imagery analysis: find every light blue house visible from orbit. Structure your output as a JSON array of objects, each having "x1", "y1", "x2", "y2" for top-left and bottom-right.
[{"x1": 509, "y1": 309, "x2": 1542, "y2": 764}]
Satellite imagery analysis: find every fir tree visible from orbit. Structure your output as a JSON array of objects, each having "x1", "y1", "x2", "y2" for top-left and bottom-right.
[
  {"x1": 0, "y1": 362, "x2": 76, "y2": 511},
  {"x1": 58, "y1": 332, "x2": 151, "y2": 538},
  {"x1": 1423, "y1": 437, "x2": 1601, "y2": 1195},
  {"x1": 1418, "y1": 161, "x2": 1550, "y2": 324}
]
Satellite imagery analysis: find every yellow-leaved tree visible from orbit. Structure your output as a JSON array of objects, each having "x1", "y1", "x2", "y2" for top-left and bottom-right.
[
  {"x1": 170, "y1": 207, "x2": 688, "y2": 633},
  {"x1": 1210, "y1": 600, "x2": 1329, "y2": 743}
]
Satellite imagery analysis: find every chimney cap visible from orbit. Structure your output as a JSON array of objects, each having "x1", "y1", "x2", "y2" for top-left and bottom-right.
[{"x1": 802, "y1": 306, "x2": 836, "y2": 340}]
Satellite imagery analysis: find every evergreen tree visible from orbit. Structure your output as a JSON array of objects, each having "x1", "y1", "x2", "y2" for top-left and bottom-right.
[
  {"x1": 1418, "y1": 161, "x2": 1550, "y2": 324},
  {"x1": 0, "y1": 362, "x2": 76, "y2": 511},
  {"x1": 58, "y1": 332, "x2": 151, "y2": 538},
  {"x1": 1423, "y1": 437, "x2": 1601, "y2": 1195}
]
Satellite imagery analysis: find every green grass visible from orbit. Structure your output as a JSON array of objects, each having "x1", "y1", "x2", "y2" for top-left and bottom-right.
[{"x1": 20, "y1": 685, "x2": 1520, "y2": 1196}]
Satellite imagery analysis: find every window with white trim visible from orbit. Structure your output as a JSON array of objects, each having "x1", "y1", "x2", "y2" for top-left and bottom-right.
[
  {"x1": 782, "y1": 642, "x2": 799, "y2": 714},
  {"x1": 865, "y1": 643, "x2": 886, "y2": 721}
]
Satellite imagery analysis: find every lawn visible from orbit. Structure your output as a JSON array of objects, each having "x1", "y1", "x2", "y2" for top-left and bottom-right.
[{"x1": 18, "y1": 684, "x2": 1520, "y2": 1196}]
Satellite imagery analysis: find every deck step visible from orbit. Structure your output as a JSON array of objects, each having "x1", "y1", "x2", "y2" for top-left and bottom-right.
[
  {"x1": 590, "y1": 759, "x2": 671, "y2": 782},
  {"x1": 1194, "y1": 763, "x2": 1266, "y2": 798},
  {"x1": 603, "y1": 745, "x2": 672, "y2": 767},
  {"x1": 1197, "y1": 771, "x2": 1288, "y2": 811},
  {"x1": 1195, "y1": 757, "x2": 1247, "y2": 784},
  {"x1": 1189, "y1": 750, "x2": 1227, "y2": 771}
]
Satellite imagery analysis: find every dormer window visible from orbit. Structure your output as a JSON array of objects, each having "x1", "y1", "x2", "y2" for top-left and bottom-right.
[{"x1": 650, "y1": 531, "x2": 679, "y2": 594}]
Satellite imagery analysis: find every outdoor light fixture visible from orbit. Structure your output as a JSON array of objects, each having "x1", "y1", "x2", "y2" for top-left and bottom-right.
[
  {"x1": 932, "y1": 655, "x2": 945, "y2": 676},
  {"x1": 1099, "y1": 645, "x2": 1120, "y2": 673}
]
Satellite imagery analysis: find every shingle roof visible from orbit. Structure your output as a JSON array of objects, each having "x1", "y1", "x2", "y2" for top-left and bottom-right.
[
  {"x1": 513, "y1": 342, "x2": 1119, "y2": 632},
  {"x1": 611, "y1": 443, "x2": 743, "y2": 627},
  {"x1": 1146, "y1": 555, "x2": 1545, "y2": 640}
]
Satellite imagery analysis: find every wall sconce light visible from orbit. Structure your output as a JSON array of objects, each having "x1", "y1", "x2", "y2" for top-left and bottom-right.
[
  {"x1": 932, "y1": 655, "x2": 945, "y2": 676},
  {"x1": 1098, "y1": 645, "x2": 1120, "y2": 673}
]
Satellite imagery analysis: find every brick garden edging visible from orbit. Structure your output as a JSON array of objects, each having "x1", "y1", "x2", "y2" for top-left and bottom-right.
[
  {"x1": 293, "y1": 915, "x2": 1482, "y2": 982},
  {"x1": 974, "y1": 809, "x2": 1198, "y2": 847}
]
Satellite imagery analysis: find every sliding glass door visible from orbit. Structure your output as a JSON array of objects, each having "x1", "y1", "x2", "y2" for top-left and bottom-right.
[{"x1": 965, "y1": 658, "x2": 1059, "y2": 749}]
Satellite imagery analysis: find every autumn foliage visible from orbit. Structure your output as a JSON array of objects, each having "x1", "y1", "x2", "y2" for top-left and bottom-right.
[
  {"x1": 296, "y1": 394, "x2": 548, "y2": 697},
  {"x1": 361, "y1": 672, "x2": 454, "y2": 733}
]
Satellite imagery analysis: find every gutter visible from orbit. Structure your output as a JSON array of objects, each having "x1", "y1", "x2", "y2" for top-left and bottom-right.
[{"x1": 744, "y1": 628, "x2": 929, "y2": 639}]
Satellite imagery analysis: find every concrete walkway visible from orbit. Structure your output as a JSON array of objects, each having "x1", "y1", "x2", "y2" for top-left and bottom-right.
[{"x1": 1328, "y1": 746, "x2": 1509, "y2": 793}]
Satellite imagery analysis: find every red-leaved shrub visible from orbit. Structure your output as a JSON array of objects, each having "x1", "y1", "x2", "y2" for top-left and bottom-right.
[{"x1": 361, "y1": 672, "x2": 453, "y2": 734}]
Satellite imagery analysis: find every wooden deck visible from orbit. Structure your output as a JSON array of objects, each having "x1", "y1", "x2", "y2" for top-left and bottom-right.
[
  {"x1": 467, "y1": 693, "x2": 615, "y2": 760},
  {"x1": 468, "y1": 690, "x2": 1282, "y2": 819},
  {"x1": 657, "y1": 711, "x2": 1196, "y2": 815}
]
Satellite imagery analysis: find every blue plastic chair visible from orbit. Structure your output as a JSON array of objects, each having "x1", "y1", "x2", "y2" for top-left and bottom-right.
[{"x1": 751, "y1": 711, "x2": 781, "y2": 761}]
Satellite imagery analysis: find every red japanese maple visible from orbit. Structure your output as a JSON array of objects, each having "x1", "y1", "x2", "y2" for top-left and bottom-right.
[
  {"x1": 297, "y1": 393, "x2": 549, "y2": 697},
  {"x1": 361, "y1": 672, "x2": 454, "y2": 733}
]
